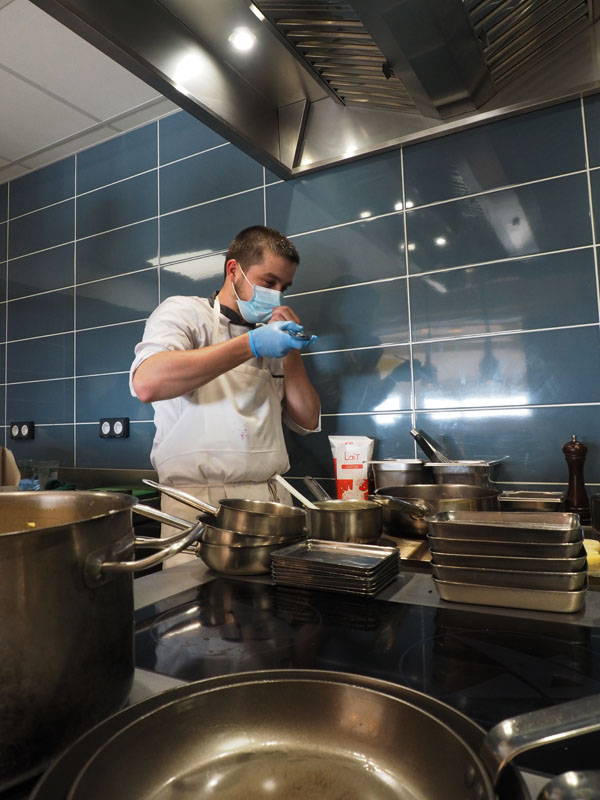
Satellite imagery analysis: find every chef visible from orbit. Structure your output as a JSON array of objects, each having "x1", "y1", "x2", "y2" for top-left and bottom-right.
[{"x1": 130, "y1": 225, "x2": 321, "y2": 564}]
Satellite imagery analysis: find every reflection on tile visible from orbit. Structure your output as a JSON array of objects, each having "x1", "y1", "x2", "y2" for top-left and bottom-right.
[
  {"x1": 285, "y1": 412, "x2": 414, "y2": 478},
  {"x1": 266, "y1": 151, "x2": 403, "y2": 236},
  {"x1": 159, "y1": 112, "x2": 226, "y2": 165},
  {"x1": 76, "y1": 374, "x2": 151, "y2": 422},
  {"x1": 588, "y1": 170, "x2": 600, "y2": 242},
  {"x1": 9, "y1": 199, "x2": 74, "y2": 259},
  {"x1": 413, "y1": 327, "x2": 600, "y2": 411},
  {"x1": 77, "y1": 124, "x2": 157, "y2": 194},
  {"x1": 160, "y1": 145, "x2": 262, "y2": 214},
  {"x1": 159, "y1": 254, "x2": 223, "y2": 302},
  {"x1": 7, "y1": 379, "x2": 74, "y2": 424},
  {"x1": 302, "y1": 345, "x2": 412, "y2": 414},
  {"x1": 584, "y1": 94, "x2": 600, "y2": 168},
  {"x1": 76, "y1": 172, "x2": 157, "y2": 239},
  {"x1": 8, "y1": 288, "x2": 73, "y2": 340},
  {"x1": 265, "y1": 169, "x2": 282, "y2": 185},
  {"x1": 0, "y1": 222, "x2": 5, "y2": 259},
  {"x1": 160, "y1": 189, "x2": 263, "y2": 263},
  {"x1": 9, "y1": 424, "x2": 74, "y2": 467},
  {"x1": 288, "y1": 215, "x2": 404, "y2": 294},
  {"x1": 410, "y1": 249, "x2": 599, "y2": 340},
  {"x1": 406, "y1": 174, "x2": 592, "y2": 273},
  {"x1": 77, "y1": 220, "x2": 158, "y2": 283},
  {"x1": 76, "y1": 321, "x2": 145, "y2": 375},
  {"x1": 7, "y1": 334, "x2": 73, "y2": 382},
  {"x1": 416, "y1": 405, "x2": 600, "y2": 483},
  {"x1": 404, "y1": 100, "x2": 584, "y2": 207},
  {"x1": 290, "y1": 279, "x2": 409, "y2": 352},
  {"x1": 76, "y1": 269, "x2": 158, "y2": 329},
  {"x1": 76, "y1": 421, "x2": 154, "y2": 468},
  {"x1": 0, "y1": 183, "x2": 7, "y2": 222},
  {"x1": 10, "y1": 157, "x2": 75, "y2": 218},
  {"x1": 8, "y1": 243, "x2": 74, "y2": 299}
]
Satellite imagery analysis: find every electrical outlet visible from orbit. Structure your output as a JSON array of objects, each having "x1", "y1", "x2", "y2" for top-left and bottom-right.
[
  {"x1": 10, "y1": 421, "x2": 35, "y2": 440},
  {"x1": 99, "y1": 417, "x2": 130, "y2": 438}
]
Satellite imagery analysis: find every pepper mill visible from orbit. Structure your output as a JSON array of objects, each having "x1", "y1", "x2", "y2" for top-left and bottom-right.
[{"x1": 562, "y1": 434, "x2": 591, "y2": 525}]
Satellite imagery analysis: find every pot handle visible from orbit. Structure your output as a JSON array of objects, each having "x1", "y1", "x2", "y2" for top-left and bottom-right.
[
  {"x1": 303, "y1": 476, "x2": 332, "y2": 502},
  {"x1": 480, "y1": 693, "x2": 600, "y2": 786},
  {"x1": 368, "y1": 494, "x2": 430, "y2": 519},
  {"x1": 537, "y1": 769, "x2": 600, "y2": 799},
  {"x1": 142, "y1": 478, "x2": 219, "y2": 515}
]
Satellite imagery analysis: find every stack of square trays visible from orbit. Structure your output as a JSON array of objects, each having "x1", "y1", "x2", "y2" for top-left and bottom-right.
[
  {"x1": 271, "y1": 539, "x2": 399, "y2": 596},
  {"x1": 427, "y1": 511, "x2": 587, "y2": 613}
]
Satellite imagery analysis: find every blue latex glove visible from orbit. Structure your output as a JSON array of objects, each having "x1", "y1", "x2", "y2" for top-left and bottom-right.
[{"x1": 248, "y1": 321, "x2": 318, "y2": 359}]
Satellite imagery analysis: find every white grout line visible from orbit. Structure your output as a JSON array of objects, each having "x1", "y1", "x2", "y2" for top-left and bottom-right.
[
  {"x1": 580, "y1": 97, "x2": 600, "y2": 328},
  {"x1": 400, "y1": 147, "x2": 418, "y2": 454},
  {"x1": 159, "y1": 141, "x2": 230, "y2": 169},
  {"x1": 73, "y1": 153, "x2": 78, "y2": 465}
]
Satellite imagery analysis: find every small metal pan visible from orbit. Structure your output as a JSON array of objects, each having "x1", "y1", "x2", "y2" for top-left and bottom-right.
[
  {"x1": 433, "y1": 577, "x2": 587, "y2": 613},
  {"x1": 430, "y1": 549, "x2": 588, "y2": 572},
  {"x1": 428, "y1": 511, "x2": 582, "y2": 543},
  {"x1": 427, "y1": 534, "x2": 585, "y2": 558},
  {"x1": 431, "y1": 563, "x2": 587, "y2": 591}
]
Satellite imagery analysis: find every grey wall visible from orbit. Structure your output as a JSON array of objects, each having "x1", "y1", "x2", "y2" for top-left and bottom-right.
[{"x1": 1, "y1": 96, "x2": 599, "y2": 490}]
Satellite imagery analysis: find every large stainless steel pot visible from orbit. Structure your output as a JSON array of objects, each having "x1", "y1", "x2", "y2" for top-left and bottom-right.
[
  {"x1": 0, "y1": 491, "x2": 201, "y2": 790},
  {"x1": 49, "y1": 670, "x2": 600, "y2": 800},
  {"x1": 143, "y1": 479, "x2": 306, "y2": 538},
  {"x1": 371, "y1": 484, "x2": 500, "y2": 537}
]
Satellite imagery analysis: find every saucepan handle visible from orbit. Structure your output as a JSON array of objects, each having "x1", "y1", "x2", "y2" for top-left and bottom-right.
[
  {"x1": 367, "y1": 494, "x2": 430, "y2": 519},
  {"x1": 481, "y1": 693, "x2": 600, "y2": 786},
  {"x1": 537, "y1": 769, "x2": 600, "y2": 799},
  {"x1": 142, "y1": 478, "x2": 219, "y2": 515}
]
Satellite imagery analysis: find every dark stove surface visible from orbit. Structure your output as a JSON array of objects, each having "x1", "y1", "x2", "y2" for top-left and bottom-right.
[{"x1": 135, "y1": 577, "x2": 600, "y2": 777}]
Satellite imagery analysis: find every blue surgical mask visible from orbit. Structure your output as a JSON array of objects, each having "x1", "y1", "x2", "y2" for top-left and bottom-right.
[{"x1": 232, "y1": 264, "x2": 282, "y2": 324}]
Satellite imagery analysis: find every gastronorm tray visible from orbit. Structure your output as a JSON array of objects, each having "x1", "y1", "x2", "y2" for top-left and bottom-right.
[
  {"x1": 430, "y1": 549, "x2": 587, "y2": 572},
  {"x1": 433, "y1": 577, "x2": 587, "y2": 613},
  {"x1": 427, "y1": 511, "x2": 582, "y2": 542},
  {"x1": 431, "y1": 563, "x2": 587, "y2": 591},
  {"x1": 271, "y1": 540, "x2": 399, "y2": 574},
  {"x1": 498, "y1": 491, "x2": 565, "y2": 511},
  {"x1": 427, "y1": 533, "x2": 584, "y2": 558}
]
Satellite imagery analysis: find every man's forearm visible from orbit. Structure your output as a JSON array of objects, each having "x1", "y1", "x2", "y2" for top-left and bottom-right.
[
  {"x1": 282, "y1": 350, "x2": 320, "y2": 430},
  {"x1": 132, "y1": 335, "x2": 253, "y2": 402}
]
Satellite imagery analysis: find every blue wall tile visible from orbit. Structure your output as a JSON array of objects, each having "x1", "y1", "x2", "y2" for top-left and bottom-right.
[
  {"x1": 160, "y1": 189, "x2": 263, "y2": 263},
  {"x1": 76, "y1": 269, "x2": 158, "y2": 330},
  {"x1": 7, "y1": 379, "x2": 74, "y2": 424},
  {"x1": 0, "y1": 183, "x2": 7, "y2": 222},
  {"x1": 302, "y1": 345, "x2": 412, "y2": 414},
  {"x1": 76, "y1": 172, "x2": 157, "y2": 239},
  {"x1": 288, "y1": 215, "x2": 405, "y2": 294},
  {"x1": 8, "y1": 288, "x2": 73, "y2": 340},
  {"x1": 9, "y1": 424, "x2": 74, "y2": 467},
  {"x1": 406, "y1": 174, "x2": 592, "y2": 273},
  {"x1": 409, "y1": 249, "x2": 599, "y2": 341},
  {"x1": 588, "y1": 169, "x2": 600, "y2": 241},
  {"x1": 160, "y1": 145, "x2": 262, "y2": 214},
  {"x1": 7, "y1": 333, "x2": 73, "y2": 382},
  {"x1": 10, "y1": 157, "x2": 75, "y2": 218},
  {"x1": 8, "y1": 243, "x2": 74, "y2": 300},
  {"x1": 76, "y1": 220, "x2": 158, "y2": 283},
  {"x1": 9, "y1": 200, "x2": 74, "y2": 259},
  {"x1": 413, "y1": 327, "x2": 600, "y2": 411},
  {"x1": 76, "y1": 373, "x2": 152, "y2": 422},
  {"x1": 76, "y1": 321, "x2": 145, "y2": 375},
  {"x1": 584, "y1": 95, "x2": 600, "y2": 168},
  {"x1": 266, "y1": 151, "x2": 402, "y2": 236},
  {"x1": 0, "y1": 222, "x2": 5, "y2": 260},
  {"x1": 290, "y1": 279, "x2": 409, "y2": 352},
  {"x1": 159, "y1": 254, "x2": 223, "y2": 302},
  {"x1": 159, "y1": 112, "x2": 226, "y2": 164},
  {"x1": 77, "y1": 124, "x2": 157, "y2": 194},
  {"x1": 404, "y1": 100, "x2": 585, "y2": 206},
  {"x1": 75, "y1": 421, "x2": 154, "y2": 468}
]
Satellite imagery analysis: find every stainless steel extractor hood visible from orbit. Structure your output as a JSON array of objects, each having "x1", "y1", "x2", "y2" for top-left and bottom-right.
[{"x1": 30, "y1": 0, "x2": 600, "y2": 177}]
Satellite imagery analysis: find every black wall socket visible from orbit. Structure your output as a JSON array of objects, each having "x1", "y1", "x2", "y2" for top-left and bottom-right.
[
  {"x1": 10, "y1": 421, "x2": 35, "y2": 440},
  {"x1": 99, "y1": 417, "x2": 130, "y2": 438}
]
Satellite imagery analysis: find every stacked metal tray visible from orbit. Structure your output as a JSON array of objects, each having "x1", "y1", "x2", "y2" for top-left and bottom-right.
[
  {"x1": 271, "y1": 539, "x2": 399, "y2": 596},
  {"x1": 427, "y1": 511, "x2": 587, "y2": 613}
]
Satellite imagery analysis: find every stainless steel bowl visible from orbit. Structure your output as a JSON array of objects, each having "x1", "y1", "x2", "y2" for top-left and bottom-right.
[
  {"x1": 368, "y1": 459, "x2": 429, "y2": 489},
  {"x1": 198, "y1": 537, "x2": 303, "y2": 575},
  {"x1": 424, "y1": 461, "x2": 500, "y2": 486}
]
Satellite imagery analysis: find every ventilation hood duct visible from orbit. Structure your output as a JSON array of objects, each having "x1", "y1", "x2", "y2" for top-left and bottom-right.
[{"x1": 30, "y1": 0, "x2": 600, "y2": 178}]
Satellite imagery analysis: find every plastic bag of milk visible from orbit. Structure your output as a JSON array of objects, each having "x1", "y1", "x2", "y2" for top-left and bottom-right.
[{"x1": 328, "y1": 436, "x2": 375, "y2": 500}]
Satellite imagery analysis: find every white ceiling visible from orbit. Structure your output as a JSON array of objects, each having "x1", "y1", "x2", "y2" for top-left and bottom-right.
[{"x1": 0, "y1": 0, "x2": 178, "y2": 184}]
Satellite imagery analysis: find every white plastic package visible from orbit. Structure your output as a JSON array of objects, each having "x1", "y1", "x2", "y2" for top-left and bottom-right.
[{"x1": 328, "y1": 435, "x2": 375, "y2": 500}]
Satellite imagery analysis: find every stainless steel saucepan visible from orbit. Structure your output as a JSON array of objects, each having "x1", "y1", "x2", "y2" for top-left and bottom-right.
[
  {"x1": 59, "y1": 670, "x2": 600, "y2": 800},
  {"x1": 370, "y1": 483, "x2": 500, "y2": 537},
  {"x1": 143, "y1": 479, "x2": 306, "y2": 538}
]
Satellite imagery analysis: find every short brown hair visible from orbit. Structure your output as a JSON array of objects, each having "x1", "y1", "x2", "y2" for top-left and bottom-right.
[{"x1": 224, "y1": 226, "x2": 299, "y2": 278}]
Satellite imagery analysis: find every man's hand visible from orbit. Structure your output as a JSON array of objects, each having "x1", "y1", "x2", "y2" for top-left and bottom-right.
[{"x1": 248, "y1": 321, "x2": 314, "y2": 359}]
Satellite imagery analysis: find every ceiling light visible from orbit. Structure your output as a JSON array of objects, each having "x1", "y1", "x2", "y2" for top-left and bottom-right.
[
  {"x1": 434, "y1": 236, "x2": 447, "y2": 246},
  {"x1": 249, "y1": 4, "x2": 265, "y2": 21},
  {"x1": 229, "y1": 27, "x2": 256, "y2": 51},
  {"x1": 405, "y1": 200, "x2": 414, "y2": 209},
  {"x1": 360, "y1": 210, "x2": 372, "y2": 218},
  {"x1": 394, "y1": 201, "x2": 403, "y2": 211}
]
